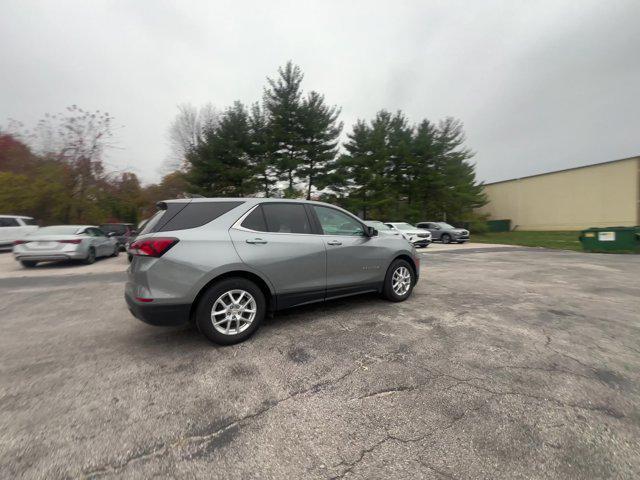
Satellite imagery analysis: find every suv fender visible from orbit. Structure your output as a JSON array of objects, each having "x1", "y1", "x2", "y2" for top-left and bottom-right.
[{"x1": 188, "y1": 264, "x2": 277, "y2": 320}]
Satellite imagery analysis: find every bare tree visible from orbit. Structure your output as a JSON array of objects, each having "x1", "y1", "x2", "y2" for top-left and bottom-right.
[
  {"x1": 12, "y1": 105, "x2": 116, "y2": 222},
  {"x1": 164, "y1": 103, "x2": 220, "y2": 172}
]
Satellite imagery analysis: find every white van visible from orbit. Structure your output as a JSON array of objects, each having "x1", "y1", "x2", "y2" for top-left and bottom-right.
[{"x1": 0, "y1": 215, "x2": 39, "y2": 249}]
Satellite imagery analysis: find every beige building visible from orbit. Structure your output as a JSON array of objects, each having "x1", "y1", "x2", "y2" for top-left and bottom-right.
[{"x1": 477, "y1": 156, "x2": 640, "y2": 231}]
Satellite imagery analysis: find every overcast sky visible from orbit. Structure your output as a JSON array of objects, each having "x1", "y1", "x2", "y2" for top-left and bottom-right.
[{"x1": 1, "y1": 0, "x2": 639, "y2": 185}]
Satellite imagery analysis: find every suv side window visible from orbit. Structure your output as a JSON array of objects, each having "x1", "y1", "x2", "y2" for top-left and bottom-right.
[
  {"x1": 241, "y1": 206, "x2": 267, "y2": 232},
  {"x1": 0, "y1": 217, "x2": 19, "y2": 227},
  {"x1": 159, "y1": 201, "x2": 244, "y2": 232},
  {"x1": 262, "y1": 203, "x2": 312, "y2": 234},
  {"x1": 313, "y1": 206, "x2": 364, "y2": 236}
]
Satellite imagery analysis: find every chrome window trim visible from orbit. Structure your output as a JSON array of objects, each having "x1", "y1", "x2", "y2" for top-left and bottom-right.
[
  {"x1": 230, "y1": 203, "x2": 317, "y2": 236},
  {"x1": 230, "y1": 202, "x2": 371, "y2": 238},
  {"x1": 231, "y1": 204, "x2": 265, "y2": 233}
]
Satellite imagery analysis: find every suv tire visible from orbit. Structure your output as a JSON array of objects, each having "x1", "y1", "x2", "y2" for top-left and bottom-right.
[
  {"x1": 20, "y1": 260, "x2": 38, "y2": 268},
  {"x1": 382, "y1": 259, "x2": 415, "y2": 302},
  {"x1": 196, "y1": 277, "x2": 266, "y2": 345},
  {"x1": 441, "y1": 234, "x2": 451, "y2": 244}
]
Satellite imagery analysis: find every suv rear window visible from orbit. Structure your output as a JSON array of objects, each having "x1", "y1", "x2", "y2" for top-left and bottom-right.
[
  {"x1": 241, "y1": 206, "x2": 267, "y2": 232},
  {"x1": 142, "y1": 201, "x2": 244, "y2": 234},
  {"x1": 262, "y1": 203, "x2": 312, "y2": 234},
  {"x1": 0, "y1": 218, "x2": 19, "y2": 227}
]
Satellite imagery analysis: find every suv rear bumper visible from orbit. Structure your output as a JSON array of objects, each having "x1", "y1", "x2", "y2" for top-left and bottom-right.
[{"x1": 125, "y1": 293, "x2": 190, "y2": 326}]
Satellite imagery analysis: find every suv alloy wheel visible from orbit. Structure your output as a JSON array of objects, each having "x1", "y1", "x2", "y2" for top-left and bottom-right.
[
  {"x1": 195, "y1": 277, "x2": 266, "y2": 345},
  {"x1": 383, "y1": 259, "x2": 415, "y2": 301}
]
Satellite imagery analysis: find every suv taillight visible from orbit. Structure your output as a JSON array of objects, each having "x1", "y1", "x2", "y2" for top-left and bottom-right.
[{"x1": 129, "y1": 237, "x2": 179, "y2": 257}]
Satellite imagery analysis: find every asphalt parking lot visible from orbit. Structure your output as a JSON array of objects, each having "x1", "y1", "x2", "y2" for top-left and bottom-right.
[{"x1": 0, "y1": 246, "x2": 639, "y2": 479}]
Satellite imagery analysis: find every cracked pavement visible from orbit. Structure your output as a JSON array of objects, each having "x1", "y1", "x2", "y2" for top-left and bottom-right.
[{"x1": 0, "y1": 248, "x2": 639, "y2": 479}]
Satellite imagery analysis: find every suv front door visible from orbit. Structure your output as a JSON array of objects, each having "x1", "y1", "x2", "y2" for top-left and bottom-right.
[
  {"x1": 312, "y1": 205, "x2": 385, "y2": 298},
  {"x1": 230, "y1": 203, "x2": 327, "y2": 309}
]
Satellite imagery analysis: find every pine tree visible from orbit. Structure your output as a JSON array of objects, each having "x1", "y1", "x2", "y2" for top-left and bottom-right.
[
  {"x1": 432, "y1": 118, "x2": 486, "y2": 221},
  {"x1": 325, "y1": 112, "x2": 394, "y2": 219},
  {"x1": 411, "y1": 119, "x2": 442, "y2": 219},
  {"x1": 384, "y1": 111, "x2": 413, "y2": 218},
  {"x1": 186, "y1": 102, "x2": 256, "y2": 197},
  {"x1": 331, "y1": 111, "x2": 486, "y2": 223},
  {"x1": 298, "y1": 91, "x2": 342, "y2": 199},
  {"x1": 263, "y1": 62, "x2": 305, "y2": 196},
  {"x1": 248, "y1": 103, "x2": 277, "y2": 197},
  {"x1": 323, "y1": 119, "x2": 372, "y2": 215}
]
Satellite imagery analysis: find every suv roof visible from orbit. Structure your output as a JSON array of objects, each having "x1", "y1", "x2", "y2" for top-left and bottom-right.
[
  {"x1": 157, "y1": 197, "x2": 364, "y2": 218},
  {"x1": 161, "y1": 197, "x2": 342, "y2": 206},
  {"x1": 0, "y1": 214, "x2": 34, "y2": 219}
]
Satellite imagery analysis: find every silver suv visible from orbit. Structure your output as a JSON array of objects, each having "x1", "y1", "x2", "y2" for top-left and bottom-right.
[
  {"x1": 416, "y1": 222, "x2": 470, "y2": 244},
  {"x1": 125, "y1": 198, "x2": 420, "y2": 345}
]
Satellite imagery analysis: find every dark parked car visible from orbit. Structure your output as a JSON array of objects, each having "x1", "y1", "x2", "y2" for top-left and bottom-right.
[
  {"x1": 416, "y1": 222, "x2": 470, "y2": 244},
  {"x1": 100, "y1": 223, "x2": 136, "y2": 251}
]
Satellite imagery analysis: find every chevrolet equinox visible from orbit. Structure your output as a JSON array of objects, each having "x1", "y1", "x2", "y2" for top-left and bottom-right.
[{"x1": 125, "y1": 198, "x2": 420, "y2": 345}]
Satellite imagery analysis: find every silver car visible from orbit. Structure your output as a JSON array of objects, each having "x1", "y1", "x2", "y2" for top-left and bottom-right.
[
  {"x1": 13, "y1": 225, "x2": 119, "y2": 268},
  {"x1": 416, "y1": 222, "x2": 470, "y2": 244},
  {"x1": 126, "y1": 198, "x2": 420, "y2": 345}
]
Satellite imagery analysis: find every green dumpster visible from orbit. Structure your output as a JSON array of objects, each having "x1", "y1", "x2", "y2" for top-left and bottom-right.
[
  {"x1": 487, "y1": 219, "x2": 511, "y2": 232},
  {"x1": 579, "y1": 226, "x2": 640, "y2": 253}
]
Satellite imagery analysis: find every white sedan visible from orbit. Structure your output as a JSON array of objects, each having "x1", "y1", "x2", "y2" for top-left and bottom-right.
[{"x1": 384, "y1": 222, "x2": 432, "y2": 247}]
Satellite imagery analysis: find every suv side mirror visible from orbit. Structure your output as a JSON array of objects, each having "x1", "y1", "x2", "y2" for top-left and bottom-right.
[{"x1": 365, "y1": 226, "x2": 378, "y2": 237}]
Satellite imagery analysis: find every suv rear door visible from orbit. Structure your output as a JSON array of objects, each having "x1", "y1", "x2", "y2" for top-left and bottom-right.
[{"x1": 230, "y1": 203, "x2": 327, "y2": 309}]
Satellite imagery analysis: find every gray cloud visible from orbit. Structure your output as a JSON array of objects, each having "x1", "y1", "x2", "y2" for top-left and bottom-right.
[{"x1": 1, "y1": 0, "x2": 638, "y2": 184}]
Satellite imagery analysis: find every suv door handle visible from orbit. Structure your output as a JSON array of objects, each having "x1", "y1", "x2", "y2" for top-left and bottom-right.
[
  {"x1": 246, "y1": 238, "x2": 267, "y2": 244},
  {"x1": 327, "y1": 240, "x2": 342, "y2": 246}
]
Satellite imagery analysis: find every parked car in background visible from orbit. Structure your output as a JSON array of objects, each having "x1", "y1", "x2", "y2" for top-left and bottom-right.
[
  {"x1": 416, "y1": 222, "x2": 470, "y2": 244},
  {"x1": 99, "y1": 223, "x2": 136, "y2": 251},
  {"x1": 364, "y1": 220, "x2": 402, "y2": 237},
  {"x1": 126, "y1": 198, "x2": 420, "y2": 345},
  {"x1": 384, "y1": 222, "x2": 431, "y2": 247},
  {"x1": 125, "y1": 218, "x2": 149, "y2": 262},
  {"x1": 13, "y1": 225, "x2": 118, "y2": 268},
  {"x1": 0, "y1": 215, "x2": 38, "y2": 250}
]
